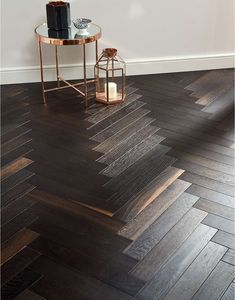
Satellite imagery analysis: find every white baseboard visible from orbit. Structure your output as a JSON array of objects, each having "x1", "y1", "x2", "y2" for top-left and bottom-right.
[{"x1": 1, "y1": 53, "x2": 234, "y2": 85}]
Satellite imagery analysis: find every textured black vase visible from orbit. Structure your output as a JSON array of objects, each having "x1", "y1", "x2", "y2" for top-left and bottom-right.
[{"x1": 46, "y1": 1, "x2": 71, "y2": 31}]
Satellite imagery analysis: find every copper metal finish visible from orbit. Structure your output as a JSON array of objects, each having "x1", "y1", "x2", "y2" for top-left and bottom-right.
[
  {"x1": 35, "y1": 23, "x2": 101, "y2": 46},
  {"x1": 35, "y1": 23, "x2": 101, "y2": 108},
  {"x1": 94, "y1": 49, "x2": 126, "y2": 105}
]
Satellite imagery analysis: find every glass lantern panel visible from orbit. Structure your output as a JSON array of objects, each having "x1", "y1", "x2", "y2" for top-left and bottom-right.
[{"x1": 95, "y1": 67, "x2": 125, "y2": 104}]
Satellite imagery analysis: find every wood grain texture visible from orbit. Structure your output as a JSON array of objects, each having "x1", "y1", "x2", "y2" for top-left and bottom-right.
[
  {"x1": 2, "y1": 69, "x2": 234, "y2": 299},
  {"x1": 186, "y1": 184, "x2": 235, "y2": 208},
  {"x1": 193, "y1": 198, "x2": 234, "y2": 221},
  {"x1": 212, "y1": 230, "x2": 235, "y2": 249},
  {"x1": 29, "y1": 189, "x2": 124, "y2": 233},
  {"x1": 115, "y1": 166, "x2": 184, "y2": 222},
  {"x1": 94, "y1": 116, "x2": 155, "y2": 153},
  {"x1": 125, "y1": 192, "x2": 199, "y2": 260},
  {"x1": 97, "y1": 124, "x2": 161, "y2": 165},
  {"x1": 192, "y1": 261, "x2": 234, "y2": 300},
  {"x1": 1, "y1": 246, "x2": 40, "y2": 286},
  {"x1": 131, "y1": 208, "x2": 207, "y2": 281},
  {"x1": 220, "y1": 282, "x2": 235, "y2": 300},
  {"x1": 1, "y1": 228, "x2": 39, "y2": 266},
  {"x1": 30, "y1": 256, "x2": 135, "y2": 300},
  {"x1": 222, "y1": 249, "x2": 235, "y2": 266},
  {"x1": 164, "y1": 242, "x2": 227, "y2": 300},
  {"x1": 119, "y1": 179, "x2": 191, "y2": 240},
  {"x1": 101, "y1": 134, "x2": 166, "y2": 177},
  {"x1": 137, "y1": 224, "x2": 217, "y2": 300},
  {"x1": 202, "y1": 214, "x2": 234, "y2": 235},
  {"x1": 1, "y1": 157, "x2": 33, "y2": 181}
]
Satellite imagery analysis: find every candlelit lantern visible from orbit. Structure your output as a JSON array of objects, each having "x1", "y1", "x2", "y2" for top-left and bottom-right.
[{"x1": 94, "y1": 48, "x2": 126, "y2": 105}]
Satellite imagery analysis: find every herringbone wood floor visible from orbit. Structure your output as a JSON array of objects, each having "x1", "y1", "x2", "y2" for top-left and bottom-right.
[{"x1": 1, "y1": 69, "x2": 234, "y2": 299}]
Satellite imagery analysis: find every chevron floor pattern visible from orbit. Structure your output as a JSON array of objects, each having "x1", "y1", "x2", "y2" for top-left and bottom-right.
[{"x1": 1, "y1": 69, "x2": 234, "y2": 299}]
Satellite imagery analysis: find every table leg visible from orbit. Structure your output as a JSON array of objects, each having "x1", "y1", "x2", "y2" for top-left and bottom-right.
[
  {"x1": 83, "y1": 44, "x2": 88, "y2": 109},
  {"x1": 38, "y1": 40, "x2": 46, "y2": 104},
  {"x1": 95, "y1": 40, "x2": 99, "y2": 62},
  {"x1": 55, "y1": 45, "x2": 60, "y2": 88}
]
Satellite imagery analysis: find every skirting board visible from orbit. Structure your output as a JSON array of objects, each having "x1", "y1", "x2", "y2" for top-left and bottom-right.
[{"x1": 1, "y1": 53, "x2": 234, "y2": 85}]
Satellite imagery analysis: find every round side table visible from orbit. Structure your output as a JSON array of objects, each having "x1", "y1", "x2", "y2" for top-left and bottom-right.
[{"x1": 35, "y1": 23, "x2": 102, "y2": 108}]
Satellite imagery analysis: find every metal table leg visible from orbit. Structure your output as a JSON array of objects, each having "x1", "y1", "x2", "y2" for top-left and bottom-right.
[
  {"x1": 55, "y1": 45, "x2": 60, "y2": 88},
  {"x1": 83, "y1": 44, "x2": 88, "y2": 109},
  {"x1": 38, "y1": 40, "x2": 46, "y2": 104}
]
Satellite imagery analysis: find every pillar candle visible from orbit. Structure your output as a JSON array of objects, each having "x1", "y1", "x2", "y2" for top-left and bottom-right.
[{"x1": 104, "y1": 82, "x2": 117, "y2": 100}]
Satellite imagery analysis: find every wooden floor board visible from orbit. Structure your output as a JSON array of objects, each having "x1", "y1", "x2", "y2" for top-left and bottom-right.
[
  {"x1": 212, "y1": 231, "x2": 235, "y2": 249},
  {"x1": 119, "y1": 179, "x2": 191, "y2": 240},
  {"x1": 137, "y1": 224, "x2": 217, "y2": 300},
  {"x1": 220, "y1": 282, "x2": 235, "y2": 300},
  {"x1": 114, "y1": 166, "x2": 184, "y2": 222},
  {"x1": 192, "y1": 261, "x2": 234, "y2": 300},
  {"x1": 164, "y1": 242, "x2": 227, "y2": 300},
  {"x1": 193, "y1": 198, "x2": 234, "y2": 221},
  {"x1": 1, "y1": 69, "x2": 234, "y2": 299},
  {"x1": 125, "y1": 192, "x2": 199, "y2": 260},
  {"x1": 131, "y1": 208, "x2": 207, "y2": 281},
  {"x1": 202, "y1": 214, "x2": 234, "y2": 235}
]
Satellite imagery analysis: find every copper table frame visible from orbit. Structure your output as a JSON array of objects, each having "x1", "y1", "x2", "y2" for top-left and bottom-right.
[{"x1": 35, "y1": 24, "x2": 101, "y2": 108}]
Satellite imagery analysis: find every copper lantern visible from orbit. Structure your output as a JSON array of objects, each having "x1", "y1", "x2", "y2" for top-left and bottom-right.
[{"x1": 94, "y1": 48, "x2": 126, "y2": 105}]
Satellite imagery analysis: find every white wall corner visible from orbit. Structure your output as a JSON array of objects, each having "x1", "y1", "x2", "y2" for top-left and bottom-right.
[{"x1": 1, "y1": 53, "x2": 234, "y2": 85}]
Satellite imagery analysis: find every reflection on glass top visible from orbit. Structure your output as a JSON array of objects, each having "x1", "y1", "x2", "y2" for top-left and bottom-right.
[{"x1": 35, "y1": 23, "x2": 101, "y2": 40}]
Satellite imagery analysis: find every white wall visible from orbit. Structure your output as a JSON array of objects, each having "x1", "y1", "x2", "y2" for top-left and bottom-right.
[{"x1": 1, "y1": 0, "x2": 234, "y2": 84}]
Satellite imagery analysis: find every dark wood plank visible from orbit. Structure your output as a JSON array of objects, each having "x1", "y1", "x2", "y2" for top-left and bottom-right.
[
  {"x1": 131, "y1": 208, "x2": 207, "y2": 281},
  {"x1": 137, "y1": 224, "x2": 217, "y2": 300},
  {"x1": 119, "y1": 179, "x2": 191, "y2": 240},
  {"x1": 1, "y1": 228, "x2": 39, "y2": 265},
  {"x1": 101, "y1": 134, "x2": 167, "y2": 177},
  {"x1": 115, "y1": 166, "x2": 184, "y2": 222},
  {"x1": 1, "y1": 182, "x2": 35, "y2": 208},
  {"x1": 29, "y1": 190, "x2": 124, "y2": 233},
  {"x1": 93, "y1": 116, "x2": 155, "y2": 153},
  {"x1": 105, "y1": 154, "x2": 177, "y2": 212},
  {"x1": 220, "y1": 282, "x2": 235, "y2": 300},
  {"x1": 30, "y1": 237, "x2": 144, "y2": 296},
  {"x1": 97, "y1": 124, "x2": 161, "y2": 164},
  {"x1": 1, "y1": 157, "x2": 33, "y2": 181},
  {"x1": 180, "y1": 172, "x2": 235, "y2": 197},
  {"x1": 125, "y1": 192, "x2": 199, "y2": 260},
  {"x1": 1, "y1": 247, "x2": 40, "y2": 286},
  {"x1": 30, "y1": 256, "x2": 135, "y2": 300},
  {"x1": 212, "y1": 231, "x2": 235, "y2": 249},
  {"x1": 164, "y1": 242, "x2": 227, "y2": 300},
  {"x1": 174, "y1": 160, "x2": 235, "y2": 186},
  {"x1": 1, "y1": 168, "x2": 35, "y2": 195},
  {"x1": 90, "y1": 107, "x2": 150, "y2": 142},
  {"x1": 186, "y1": 184, "x2": 235, "y2": 208},
  {"x1": 1, "y1": 206, "x2": 38, "y2": 244},
  {"x1": 170, "y1": 149, "x2": 235, "y2": 176},
  {"x1": 192, "y1": 261, "x2": 234, "y2": 300},
  {"x1": 1, "y1": 196, "x2": 35, "y2": 226},
  {"x1": 15, "y1": 289, "x2": 45, "y2": 300},
  {"x1": 2, "y1": 131, "x2": 31, "y2": 156},
  {"x1": 202, "y1": 214, "x2": 234, "y2": 235},
  {"x1": 1, "y1": 144, "x2": 33, "y2": 168},
  {"x1": 222, "y1": 249, "x2": 235, "y2": 266},
  {"x1": 1, "y1": 268, "x2": 42, "y2": 300},
  {"x1": 87, "y1": 90, "x2": 142, "y2": 125},
  {"x1": 194, "y1": 198, "x2": 234, "y2": 221}
]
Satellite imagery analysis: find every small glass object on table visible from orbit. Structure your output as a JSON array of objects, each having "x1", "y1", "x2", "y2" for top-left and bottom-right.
[
  {"x1": 94, "y1": 48, "x2": 126, "y2": 105},
  {"x1": 35, "y1": 22, "x2": 101, "y2": 109}
]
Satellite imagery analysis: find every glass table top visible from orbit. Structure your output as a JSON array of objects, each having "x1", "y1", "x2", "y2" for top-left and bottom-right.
[{"x1": 35, "y1": 23, "x2": 101, "y2": 45}]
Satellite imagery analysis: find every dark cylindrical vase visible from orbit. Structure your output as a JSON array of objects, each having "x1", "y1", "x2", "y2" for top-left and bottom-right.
[{"x1": 46, "y1": 1, "x2": 71, "y2": 31}]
